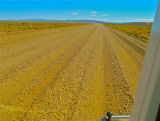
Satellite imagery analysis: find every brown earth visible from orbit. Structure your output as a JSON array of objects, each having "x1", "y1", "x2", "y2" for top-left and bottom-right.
[{"x1": 0, "y1": 24, "x2": 145, "y2": 121}]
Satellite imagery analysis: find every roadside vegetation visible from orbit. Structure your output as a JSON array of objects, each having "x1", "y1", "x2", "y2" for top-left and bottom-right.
[
  {"x1": 105, "y1": 23, "x2": 152, "y2": 43},
  {"x1": 0, "y1": 21, "x2": 85, "y2": 33}
]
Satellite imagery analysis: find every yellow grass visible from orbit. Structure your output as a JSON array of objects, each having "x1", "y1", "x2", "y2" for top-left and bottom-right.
[
  {"x1": 105, "y1": 23, "x2": 152, "y2": 43},
  {"x1": 0, "y1": 21, "x2": 86, "y2": 33}
]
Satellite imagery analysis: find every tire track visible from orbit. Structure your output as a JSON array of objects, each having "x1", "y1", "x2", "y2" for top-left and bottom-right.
[
  {"x1": 104, "y1": 26, "x2": 144, "y2": 96},
  {"x1": 20, "y1": 26, "x2": 100, "y2": 121},
  {"x1": 0, "y1": 25, "x2": 96, "y2": 106},
  {"x1": 0, "y1": 25, "x2": 87, "y2": 60},
  {"x1": 0, "y1": 25, "x2": 93, "y2": 82},
  {"x1": 107, "y1": 27, "x2": 145, "y2": 56},
  {"x1": 104, "y1": 27, "x2": 133, "y2": 114}
]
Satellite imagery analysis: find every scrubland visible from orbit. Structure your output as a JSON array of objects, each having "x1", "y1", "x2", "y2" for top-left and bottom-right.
[
  {"x1": 0, "y1": 21, "x2": 85, "y2": 33},
  {"x1": 105, "y1": 23, "x2": 152, "y2": 43}
]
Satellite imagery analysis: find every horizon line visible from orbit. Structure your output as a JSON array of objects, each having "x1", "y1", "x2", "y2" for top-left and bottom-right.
[{"x1": 0, "y1": 19, "x2": 153, "y2": 23}]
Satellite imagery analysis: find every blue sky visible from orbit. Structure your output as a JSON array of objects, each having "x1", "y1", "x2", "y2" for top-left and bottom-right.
[{"x1": 0, "y1": 0, "x2": 158, "y2": 22}]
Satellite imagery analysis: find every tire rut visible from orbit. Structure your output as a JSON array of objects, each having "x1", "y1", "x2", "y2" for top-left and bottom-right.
[{"x1": 104, "y1": 28, "x2": 133, "y2": 114}]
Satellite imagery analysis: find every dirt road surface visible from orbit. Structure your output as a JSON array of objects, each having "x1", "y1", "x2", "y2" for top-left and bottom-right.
[{"x1": 0, "y1": 24, "x2": 145, "y2": 121}]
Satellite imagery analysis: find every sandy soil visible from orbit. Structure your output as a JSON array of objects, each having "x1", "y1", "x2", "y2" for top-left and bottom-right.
[{"x1": 0, "y1": 24, "x2": 144, "y2": 121}]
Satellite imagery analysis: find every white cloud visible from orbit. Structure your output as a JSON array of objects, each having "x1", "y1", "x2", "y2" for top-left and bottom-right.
[
  {"x1": 124, "y1": 17, "x2": 153, "y2": 22},
  {"x1": 90, "y1": 14, "x2": 97, "y2": 17},
  {"x1": 133, "y1": 18, "x2": 153, "y2": 22},
  {"x1": 125, "y1": 17, "x2": 130, "y2": 20},
  {"x1": 89, "y1": 11, "x2": 98, "y2": 17},
  {"x1": 101, "y1": 14, "x2": 108, "y2": 17},
  {"x1": 89, "y1": 11, "x2": 98, "y2": 14},
  {"x1": 71, "y1": 12, "x2": 79, "y2": 16}
]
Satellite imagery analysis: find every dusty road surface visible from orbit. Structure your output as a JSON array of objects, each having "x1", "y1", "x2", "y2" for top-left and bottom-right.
[{"x1": 0, "y1": 24, "x2": 145, "y2": 121}]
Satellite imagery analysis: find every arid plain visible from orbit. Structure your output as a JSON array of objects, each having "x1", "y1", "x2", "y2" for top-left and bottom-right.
[{"x1": 0, "y1": 22, "x2": 148, "y2": 121}]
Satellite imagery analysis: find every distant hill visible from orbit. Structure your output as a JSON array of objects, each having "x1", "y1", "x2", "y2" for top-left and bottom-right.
[
  {"x1": 0, "y1": 19, "x2": 153, "y2": 25},
  {"x1": 1, "y1": 19, "x2": 105, "y2": 23}
]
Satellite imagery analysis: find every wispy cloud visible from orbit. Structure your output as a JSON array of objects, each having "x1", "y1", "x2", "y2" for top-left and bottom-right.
[
  {"x1": 125, "y1": 17, "x2": 153, "y2": 22},
  {"x1": 101, "y1": 14, "x2": 108, "y2": 17},
  {"x1": 89, "y1": 11, "x2": 98, "y2": 17},
  {"x1": 133, "y1": 18, "x2": 153, "y2": 22},
  {"x1": 89, "y1": 11, "x2": 98, "y2": 14},
  {"x1": 125, "y1": 17, "x2": 130, "y2": 20},
  {"x1": 90, "y1": 14, "x2": 97, "y2": 17},
  {"x1": 71, "y1": 12, "x2": 79, "y2": 16}
]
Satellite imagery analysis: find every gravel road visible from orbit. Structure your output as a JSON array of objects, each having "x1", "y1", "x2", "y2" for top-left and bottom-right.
[{"x1": 0, "y1": 24, "x2": 144, "y2": 121}]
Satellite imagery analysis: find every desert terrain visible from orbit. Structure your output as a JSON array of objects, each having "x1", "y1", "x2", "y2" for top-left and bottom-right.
[{"x1": 0, "y1": 22, "x2": 148, "y2": 121}]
